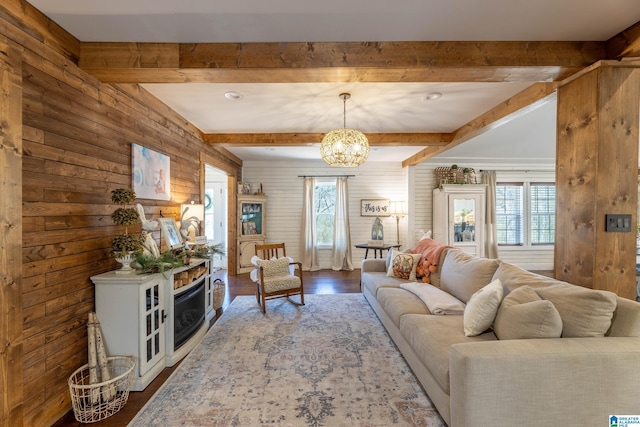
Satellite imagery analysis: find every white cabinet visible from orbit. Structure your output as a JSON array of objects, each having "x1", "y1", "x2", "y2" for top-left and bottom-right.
[
  {"x1": 92, "y1": 273, "x2": 166, "y2": 391},
  {"x1": 91, "y1": 258, "x2": 212, "y2": 391},
  {"x1": 237, "y1": 194, "x2": 267, "y2": 273},
  {"x1": 433, "y1": 184, "x2": 487, "y2": 257}
]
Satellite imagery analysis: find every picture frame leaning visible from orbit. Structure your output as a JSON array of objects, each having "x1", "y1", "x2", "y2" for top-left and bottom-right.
[{"x1": 158, "y1": 218, "x2": 184, "y2": 251}]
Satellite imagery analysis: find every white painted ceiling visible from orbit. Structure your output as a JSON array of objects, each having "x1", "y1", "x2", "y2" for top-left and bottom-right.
[{"x1": 27, "y1": 0, "x2": 640, "y2": 164}]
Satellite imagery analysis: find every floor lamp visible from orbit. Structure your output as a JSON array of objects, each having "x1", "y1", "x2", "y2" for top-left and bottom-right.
[{"x1": 389, "y1": 201, "x2": 407, "y2": 246}]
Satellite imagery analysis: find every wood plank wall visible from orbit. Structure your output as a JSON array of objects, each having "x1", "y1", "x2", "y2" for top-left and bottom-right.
[
  {"x1": 0, "y1": 4, "x2": 242, "y2": 425},
  {"x1": 556, "y1": 65, "x2": 639, "y2": 299},
  {"x1": 0, "y1": 35, "x2": 25, "y2": 427}
]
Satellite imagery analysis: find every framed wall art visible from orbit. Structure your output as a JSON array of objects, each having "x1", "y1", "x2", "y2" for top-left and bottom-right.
[
  {"x1": 159, "y1": 218, "x2": 184, "y2": 250},
  {"x1": 132, "y1": 143, "x2": 171, "y2": 201},
  {"x1": 360, "y1": 199, "x2": 390, "y2": 217}
]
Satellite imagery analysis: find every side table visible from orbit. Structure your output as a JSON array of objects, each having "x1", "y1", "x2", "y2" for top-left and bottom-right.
[{"x1": 355, "y1": 243, "x2": 401, "y2": 259}]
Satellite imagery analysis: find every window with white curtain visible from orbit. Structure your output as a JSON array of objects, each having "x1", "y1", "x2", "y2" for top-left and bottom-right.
[
  {"x1": 315, "y1": 181, "x2": 336, "y2": 246},
  {"x1": 496, "y1": 182, "x2": 555, "y2": 246}
]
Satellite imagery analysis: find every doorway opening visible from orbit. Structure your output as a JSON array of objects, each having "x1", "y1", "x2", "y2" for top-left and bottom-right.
[{"x1": 204, "y1": 165, "x2": 228, "y2": 270}]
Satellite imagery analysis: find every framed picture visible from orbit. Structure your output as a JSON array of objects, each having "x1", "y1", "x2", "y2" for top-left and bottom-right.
[
  {"x1": 132, "y1": 143, "x2": 171, "y2": 201},
  {"x1": 238, "y1": 182, "x2": 251, "y2": 195},
  {"x1": 361, "y1": 199, "x2": 390, "y2": 217},
  {"x1": 159, "y1": 218, "x2": 184, "y2": 250}
]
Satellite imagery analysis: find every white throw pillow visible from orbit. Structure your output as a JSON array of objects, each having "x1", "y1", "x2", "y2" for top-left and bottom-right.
[
  {"x1": 386, "y1": 250, "x2": 422, "y2": 281},
  {"x1": 463, "y1": 279, "x2": 504, "y2": 337}
]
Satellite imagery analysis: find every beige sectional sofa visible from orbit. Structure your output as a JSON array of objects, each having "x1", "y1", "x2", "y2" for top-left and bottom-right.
[{"x1": 361, "y1": 247, "x2": 640, "y2": 427}]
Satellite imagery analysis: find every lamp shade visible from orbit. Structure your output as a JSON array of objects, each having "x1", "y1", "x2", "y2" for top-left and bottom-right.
[
  {"x1": 320, "y1": 128, "x2": 370, "y2": 167},
  {"x1": 389, "y1": 201, "x2": 407, "y2": 218}
]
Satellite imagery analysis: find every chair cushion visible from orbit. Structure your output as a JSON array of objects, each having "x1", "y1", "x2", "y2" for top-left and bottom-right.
[
  {"x1": 262, "y1": 274, "x2": 301, "y2": 293},
  {"x1": 257, "y1": 257, "x2": 291, "y2": 277}
]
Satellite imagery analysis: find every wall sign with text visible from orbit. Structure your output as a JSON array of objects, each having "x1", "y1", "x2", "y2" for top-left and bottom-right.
[{"x1": 360, "y1": 199, "x2": 390, "y2": 217}]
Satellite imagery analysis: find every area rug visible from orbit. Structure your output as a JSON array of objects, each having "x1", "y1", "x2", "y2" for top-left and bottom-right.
[{"x1": 129, "y1": 294, "x2": 446, "y2": 427}]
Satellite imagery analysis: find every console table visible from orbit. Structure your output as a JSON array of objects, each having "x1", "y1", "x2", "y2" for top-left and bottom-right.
[{"x1": 355, "y1": 243, "x2": 401, "y2": 259}]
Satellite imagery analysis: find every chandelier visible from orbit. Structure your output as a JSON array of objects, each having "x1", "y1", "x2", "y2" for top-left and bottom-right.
[{"x1": 320, "y1": 93, "x2": 370, "y2": 167}]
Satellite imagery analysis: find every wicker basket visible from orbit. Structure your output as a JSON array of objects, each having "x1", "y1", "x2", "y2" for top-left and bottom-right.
[
  {"x1": 212, "y1": 278, "x2": 226, "y2": 310},
  {"x1": 434, "y1": 166, "x2": 477, "y2": 188},
  {"x1": 68, "y1": 356, "x2": 136, "y2": 424}
]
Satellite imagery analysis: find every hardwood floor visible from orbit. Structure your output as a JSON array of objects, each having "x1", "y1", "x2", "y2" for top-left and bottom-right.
[{"x1": 52, "y1": 268, "x2": 362, "y2": 426}]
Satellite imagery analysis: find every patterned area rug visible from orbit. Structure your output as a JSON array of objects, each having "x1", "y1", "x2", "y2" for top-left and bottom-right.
[{"x1": 129, "y1": 294, "x2": 446, "y2": 427}]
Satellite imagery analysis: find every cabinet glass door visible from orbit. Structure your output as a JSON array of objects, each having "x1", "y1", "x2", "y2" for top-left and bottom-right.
[
  {"x1": 241, "y1": 202, "x2": 263, "y2": 236},
  {"x1": 141, "y1": 281, "x2": 164, "y2": 375},
  {"x1": 452, "y1": 198, "x2": 476, "y2": 243}
]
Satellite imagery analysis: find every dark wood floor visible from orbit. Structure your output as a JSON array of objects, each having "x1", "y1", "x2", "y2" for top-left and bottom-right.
[{"x1": 52, "y1": 268, "x2": 362, "y2": 426}]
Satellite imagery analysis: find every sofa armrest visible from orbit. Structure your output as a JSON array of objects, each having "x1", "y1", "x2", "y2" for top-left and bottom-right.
[
  {"x1": 361, "y1": 258, "x2": 387, "y2": 273},
  {"x1": 450, "y1": 337, "x2": 640, "y2": 427}
]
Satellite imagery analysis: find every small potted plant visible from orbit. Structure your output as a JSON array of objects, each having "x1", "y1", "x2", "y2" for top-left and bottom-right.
[{"x1": 110, "y1": 188, "x2": 142, "y2": 273}]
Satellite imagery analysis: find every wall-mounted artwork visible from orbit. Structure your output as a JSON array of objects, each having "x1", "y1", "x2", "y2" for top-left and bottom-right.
[
  {"x1": 361, "y1": 199, "x2": 390, "y2": 217},
  {"x1": 132, "y1": 143, "x2": 171, "y2": 201}
]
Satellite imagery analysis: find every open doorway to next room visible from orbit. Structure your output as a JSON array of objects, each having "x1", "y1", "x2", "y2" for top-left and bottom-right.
[{"x1": 204, "y1": 164, "x2": 229, "y2": 270}]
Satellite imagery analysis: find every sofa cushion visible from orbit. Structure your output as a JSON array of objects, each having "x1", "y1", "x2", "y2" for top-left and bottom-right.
[
  {"x1": 492, "y1": 261, "x2": 563, "y2": 295},
  {"x1": 400, "y1": 283, "x2": 465, "y2": 315},
  {"x1": 400, "y1": 314, "x2": 496, "y2": 394},
  {"x1": 463, "y1": 279, "x2": 504, "y2": 337},
  {"x1": 361, "y1": 272, "x2": 404, "y2": 298},
  {"x1": 494, "y1": 286, "x2": 563, "y2": 340},
  {"x1": 534, "y1": 284, "x2": 617, "y2": 338},
  {"x1": 377, "y1": 287, "x2": 430, "y2": 327},
  {"x1": 439, "y1": 250, "x2": 500, "y2": 303},
  {"x1": 387, "y1": 250, "x2": 422, "y2": 281}
]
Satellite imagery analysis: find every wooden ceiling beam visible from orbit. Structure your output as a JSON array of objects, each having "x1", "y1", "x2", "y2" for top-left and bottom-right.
[
  {"x1": 80, "y1": 41, "x2": 606, "y2": 83},
  {"x1": 202, "y1": 132, "x2": 452, "y2": 146},
  {"x1": 402, "y1": 82, "x2": 557, "y2": 166},
  {"x1": 607, "y1": 20, "x2": 640, "y2": 59}
]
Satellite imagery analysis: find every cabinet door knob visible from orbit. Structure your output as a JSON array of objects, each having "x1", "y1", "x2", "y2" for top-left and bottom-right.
[{"x1": 161, "y1": 310, "x2": 167, "y2": 323}]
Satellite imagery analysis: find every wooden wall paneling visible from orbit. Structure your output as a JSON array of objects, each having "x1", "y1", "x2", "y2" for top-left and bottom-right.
[
  {"x1": 0, "y1": 0, "x2": 80, "y2": 62},
  {"x1": 8, "y1": 14, "x2": 244, "y2": 426},
  {"x1": 0, "y1": 35, "x2": 24, "y2": 427},
  {"x1": 555, "y1": 65, "x2": 640, "y2": 299},
  {"x1": 594, "y1": 66, "x2": 640, "y2": 297}
]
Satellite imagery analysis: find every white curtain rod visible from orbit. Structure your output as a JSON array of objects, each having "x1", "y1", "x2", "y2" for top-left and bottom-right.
[{"x1": 297, "y1": 175, "x2": 355, "y2": 178}]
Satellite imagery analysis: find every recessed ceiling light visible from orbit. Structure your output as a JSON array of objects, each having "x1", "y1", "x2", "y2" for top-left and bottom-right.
[
  {"x1": 423, "y1": 92, "x2": 442, "y2": 101},
  {"x1": 224, "y1": 91, "x2": 243, "y2": 100}
]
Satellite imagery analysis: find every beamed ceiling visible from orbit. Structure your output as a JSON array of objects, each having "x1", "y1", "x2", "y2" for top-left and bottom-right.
[{"x1": 23, "y1": 0, "x2": 640, "y2": 165}]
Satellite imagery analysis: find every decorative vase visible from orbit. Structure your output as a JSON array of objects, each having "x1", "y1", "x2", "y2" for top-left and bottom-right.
[{"x1": 114, "y1": 253, "x2": 135, "y2": 274}]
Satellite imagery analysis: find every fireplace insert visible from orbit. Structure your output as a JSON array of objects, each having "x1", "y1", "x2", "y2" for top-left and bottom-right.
[{"x1": 174, "y1": 280, "x2": 205, "y2": 350}]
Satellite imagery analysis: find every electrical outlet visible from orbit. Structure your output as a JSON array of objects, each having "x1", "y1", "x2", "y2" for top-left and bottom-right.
[{"x1": 605, "y1": 214, "x2": 632, "y2": 232}]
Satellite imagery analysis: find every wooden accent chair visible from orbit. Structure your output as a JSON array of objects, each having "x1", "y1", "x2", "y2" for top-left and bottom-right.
[{"x1": 253, "y1": 243, "x2": 305, "y2": 313}]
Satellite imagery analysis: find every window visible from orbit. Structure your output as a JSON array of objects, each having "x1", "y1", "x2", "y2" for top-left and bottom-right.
[
  {"x1": 496, "y1": 182, "x2": 555, "y2": 247},
  {"x1": 530, "y1": 184, "x2": 555, "y2": 245},
  {"x1": 496, "y1": 184, "x2": 523, "y2": 245},
  {"x1": 315, "y1": 181, "x2": 336, "y2": 245}
]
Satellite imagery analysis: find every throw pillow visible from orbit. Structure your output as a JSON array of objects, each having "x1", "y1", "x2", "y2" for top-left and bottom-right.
[
  {"x1": 494, "y1": 286, "x2": 563, "y2": 340},
  {"x1": 386, "y1": 250, "x2": 422, "y2": 281},
  {"x1": 256, "y1": 257, "x2": 291, "y2": 277},
  {"x1": 463, "y1": 279, "x2": 504, "y2": 337},
  {"x1": 534, "y1": 284, "x2": 618, "y2": 337}
]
